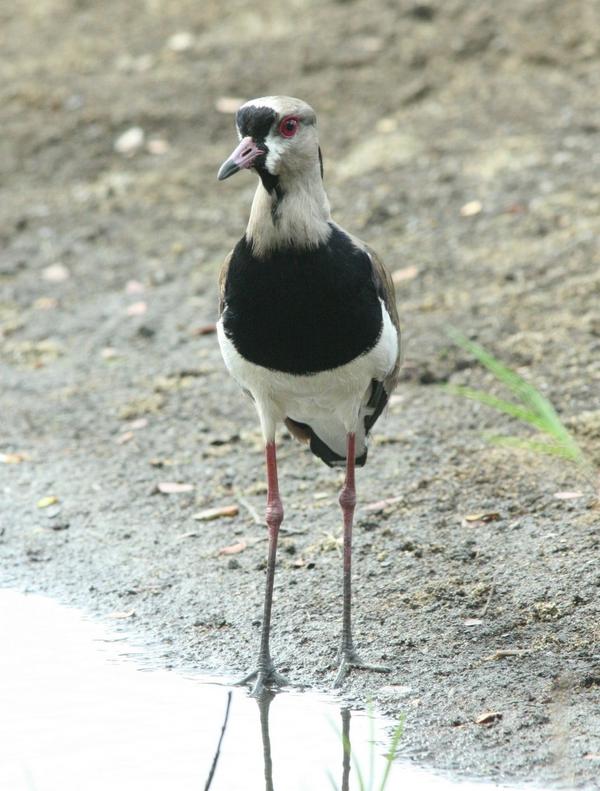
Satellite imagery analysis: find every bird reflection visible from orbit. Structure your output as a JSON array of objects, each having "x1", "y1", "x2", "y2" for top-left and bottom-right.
[
  {"x1": 255, "y1": 691, "x2": 352, "y2": 791},
  {"x1": 258, "y1": 690, "x2": 275, "y2": 791},
  {"x1": 340, "y1": 706, "x2": 351, "y2": 791}
]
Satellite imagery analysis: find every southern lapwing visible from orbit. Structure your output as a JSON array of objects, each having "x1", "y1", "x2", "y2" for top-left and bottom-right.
[{"x1": 217, "y1": 96, "x2": 401, "y2": 696}]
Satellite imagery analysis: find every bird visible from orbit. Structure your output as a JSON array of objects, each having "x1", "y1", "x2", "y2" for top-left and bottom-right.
[{"x1": 216, "y1": 96, "x2": 401, "y2": 697}]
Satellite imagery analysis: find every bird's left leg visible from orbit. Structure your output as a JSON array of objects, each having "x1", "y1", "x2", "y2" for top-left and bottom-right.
[
  {"x1": 238, "y1": 440, "x2": 290, "y2": 697},
  {"x1": 333, "y1": 432, "x2": 391, "y2": 688}
]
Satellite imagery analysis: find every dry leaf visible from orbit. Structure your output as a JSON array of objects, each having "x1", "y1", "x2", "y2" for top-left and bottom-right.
[
  {"x1": 175, "y1": 531, "x2": 199, "y2": 541},
  {"x1": 191, "y1": 323, "x2": 217, "y2": 336},
  {"x1": 193, "y1": 505, "x2": 239, "y2": 521},
  {"x1": 126, "y1": 301, "x2": 147, "y2": 316},
  {"x1": 392, "y1": 265, "x2": 419, "y2": 284},
  {"x1": 553, "y1": 491, "x2": 584, "y2": 500},
  {"x1": 157, "y1": 482, "x2": 194, "y2": 494},
  {"x1": 475, "y1": 711, "x2": 502, "y2": 725},
  {"x1": 460, "y1": 200, "x2": 483, "y2": 217},
  {"x1": 379, "y1": 684, "x2": 413, "y2": 696},
  {"x1": 0, "y1": 452, "x2": 26, "y2": 464},
  {"x1": 219, "y1": 540, "x2": 247, "y2": 555},
  {"x1": 464, "y1": 512, "x2": 500, "y2": 524},
  {"x1": 116, "y1": 431, "x2": 134, "y2": 445},
  {"x1": 107, "y1": 609, "x2": 135, "y2": 619},
  {"x1": 362, "y1": 496, "x2": 404, "y2": 513},
  {"x1": 125, "y1": 279, "x2": 145, "y2": 295},
  {"x1": 37, "y1": 495, "x2": 59, "y2": 509},
  {"x1": 484, "y1": 649, "x2": 526, "y2": 661},
  {"x1": 33, "y1": 297, "x2": 58, "y2": 310}
]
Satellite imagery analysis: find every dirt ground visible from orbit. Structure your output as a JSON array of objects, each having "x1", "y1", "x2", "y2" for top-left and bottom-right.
[{"x1": 2, "y1": 0, "x2": 600, "y2": 787}]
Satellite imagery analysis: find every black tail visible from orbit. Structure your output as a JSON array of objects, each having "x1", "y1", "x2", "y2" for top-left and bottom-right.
[
  {"x1": 364, "y1": 378, "x2": 390, "y2": 433},
  {"x1": 285, "y1": 418, "x2": 368, "y2": 469}
]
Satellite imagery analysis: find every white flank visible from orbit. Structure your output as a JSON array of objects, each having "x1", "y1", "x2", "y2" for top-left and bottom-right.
[{"x1": 217, "y1": 300, "x2": 398, "y2": 457}]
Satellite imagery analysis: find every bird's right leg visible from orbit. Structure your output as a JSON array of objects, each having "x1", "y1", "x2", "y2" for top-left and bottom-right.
[
  {"x1": 238, "y1": 440, "x2": 290, "y2": 697},
  {"x1": 333, "y1": 432, "x2": 391, "y2": 688}
]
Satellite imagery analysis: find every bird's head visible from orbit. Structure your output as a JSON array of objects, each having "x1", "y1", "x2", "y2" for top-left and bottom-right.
[{"x1": 217, "y1": 96, "x2": 321, "y2": 190}]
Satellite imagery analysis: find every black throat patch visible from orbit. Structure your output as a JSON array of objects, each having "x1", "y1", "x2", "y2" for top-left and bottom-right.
[{"x1": 236, "y1": 104, "x2": 284, "y2": 215}]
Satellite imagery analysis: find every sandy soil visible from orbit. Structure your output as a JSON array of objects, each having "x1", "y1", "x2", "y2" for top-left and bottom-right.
[{"x1": 2, "y1": 0, "x2": 600, "y2": 787}]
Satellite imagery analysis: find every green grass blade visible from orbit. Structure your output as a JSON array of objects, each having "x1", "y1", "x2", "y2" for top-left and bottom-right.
[
  {"x1": 448, "y1": 329, "x2": 564, "y2": 424},
  {"x1": 447, "y1": 328, "x2": 585, "y2": 462},
  {"x1": 379, "y1": 715, "x2": 405, "y2": 791},
  {"x1": 447, "y1": 328, "x2": 538, "y2": 400},
  {"x1": 486, "y1": 434, "x2": 583, "y2": 460},
  {"x1": 443, "y1": 385, "x2": 549, "y2": 431},
  {"x1": 326, "y1": 768, "x2": 339, "y2": 790}
]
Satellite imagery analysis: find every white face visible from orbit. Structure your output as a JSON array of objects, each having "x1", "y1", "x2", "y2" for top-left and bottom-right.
[{"x1": 235, "y1": 96, "x2": 320, "y2": 182}]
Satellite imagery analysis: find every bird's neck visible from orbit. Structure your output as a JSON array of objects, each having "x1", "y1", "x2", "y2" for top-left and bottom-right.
[{"x1": 246, "y1": 163, "x2": 332, "y2": 257}]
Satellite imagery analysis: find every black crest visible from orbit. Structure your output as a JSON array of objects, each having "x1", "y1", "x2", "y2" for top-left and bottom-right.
[{"x1": 236, "y1": 106, "x2": 277, "y2": 144}]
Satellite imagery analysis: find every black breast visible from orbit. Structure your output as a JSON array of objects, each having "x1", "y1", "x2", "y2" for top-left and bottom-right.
[{"x1": 222, "y1": 225, "x2": 383, "y2": 375}]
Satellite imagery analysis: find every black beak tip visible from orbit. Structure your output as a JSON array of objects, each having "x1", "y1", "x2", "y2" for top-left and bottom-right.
[{"x1": 217, "y1": 160, "x2": 240, "y2": 181}]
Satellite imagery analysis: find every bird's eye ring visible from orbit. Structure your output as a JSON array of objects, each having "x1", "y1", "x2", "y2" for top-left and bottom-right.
[{"x1": 279, "y1": 116, "x2": 299, "y2": 138}]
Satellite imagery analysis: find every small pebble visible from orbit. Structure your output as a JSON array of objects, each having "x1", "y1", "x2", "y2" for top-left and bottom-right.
[
  {"x1": 147, "y1": 138, "x2": 170, "y2": 155},
  {"x1": 460, "y1": 200, "x2": 483, "y2": 217},
  {"x1": 167, "y1": 31, "x2": 194, "y2": 52},
  {"x1": 114, "y1": 127, "x2": 145, "y2": 156},
  {"x1": 42, "y1": 263, "x2": 70, "y2": 283}
]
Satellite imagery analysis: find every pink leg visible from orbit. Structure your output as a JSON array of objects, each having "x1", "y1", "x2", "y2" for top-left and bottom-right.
[
  {"x1": 333, "y1": 433, "x2": 391, "y2": 688},
  {"x1": 239, "y1": 441, "x2": 290, "y2": 696},
  {"x1": 339, "y1": 433, "x2": 357, "y2": 655}
]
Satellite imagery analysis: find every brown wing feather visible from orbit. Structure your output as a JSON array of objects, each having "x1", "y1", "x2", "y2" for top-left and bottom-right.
[
  {"x1": 218, "y1": 249, "x2": 233, "y2": 316},
  {"x1": 339, "y1": 231, "x2": 401, "y2": 438},
  {"x1": 360, "y1": 240, "x2": 402, "y2": 395}
]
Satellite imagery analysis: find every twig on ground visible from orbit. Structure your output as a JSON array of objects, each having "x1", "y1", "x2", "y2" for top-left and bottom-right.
[
  {"x1": 483, "y1": 648, "x2": 531, "y2": 661},
  {"x1": 235, "y1": 493, "x2": 265, "y2": 525},
  {"x1": 480, "y1": 573, "x2": 497, "y2": 617}
]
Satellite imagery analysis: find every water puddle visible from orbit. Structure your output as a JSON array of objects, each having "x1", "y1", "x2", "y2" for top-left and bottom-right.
[{"x1": 0, "y1": 589, "x2": 522, "y2": 791}]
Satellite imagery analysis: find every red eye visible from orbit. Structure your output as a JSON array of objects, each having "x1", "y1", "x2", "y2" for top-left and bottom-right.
[{"x1": 279, "y1": 116, "x2": 299, "y2": 138}]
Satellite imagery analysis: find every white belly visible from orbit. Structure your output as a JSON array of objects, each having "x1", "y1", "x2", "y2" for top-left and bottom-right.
[{"x1": 217, "y1": 300, "x2": 398, "y2": 444}]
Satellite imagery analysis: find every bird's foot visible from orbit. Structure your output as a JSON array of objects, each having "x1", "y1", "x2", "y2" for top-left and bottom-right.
[
  {"x1": 236, "y1": 663, "x2": 291, "y2": 697},
  {"x1": 333, "y1": 647, "x2": 391, "y2": 689}
]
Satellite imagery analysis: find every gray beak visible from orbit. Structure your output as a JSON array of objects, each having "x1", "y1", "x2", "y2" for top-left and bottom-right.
[
  {"x1": 217, "y1": 159, "x2": 241, "y2": 181},
  {"x1": 217, "y1": 136, "x2": 265, "y2": 181}
]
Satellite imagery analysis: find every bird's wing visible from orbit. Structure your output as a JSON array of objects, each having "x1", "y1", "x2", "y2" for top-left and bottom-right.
[
  {"x1": 218, "y1": 249, "x2": 233, "y2": 316},
  {"x1": 352, "y1": 239, "x2": 402, "y2": 434},
  {"x1": 350, "y1": 237, "x2": 402, "y2": 390}
]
